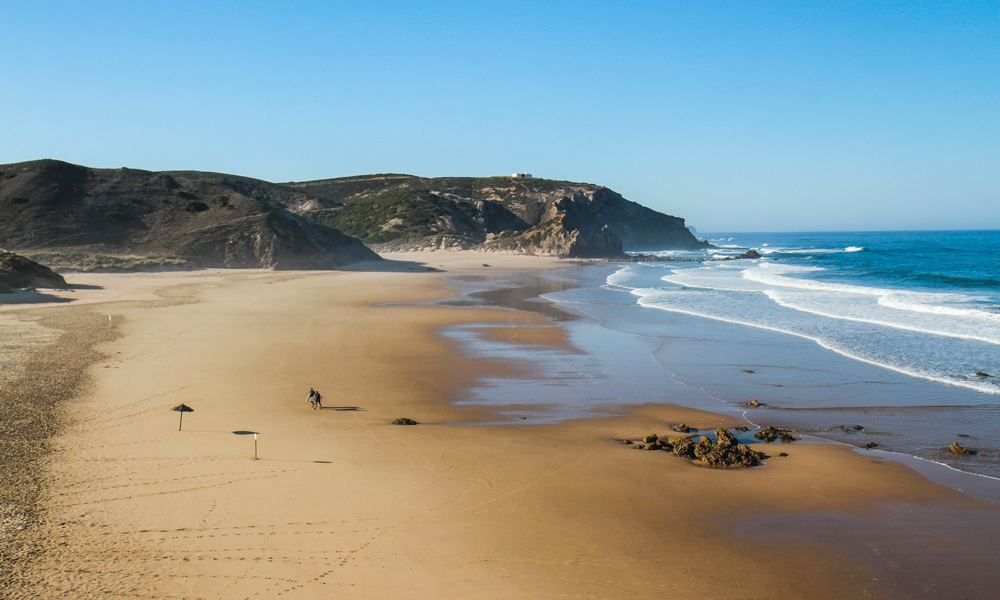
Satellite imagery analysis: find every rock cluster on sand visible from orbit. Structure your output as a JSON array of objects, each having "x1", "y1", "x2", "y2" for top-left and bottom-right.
[
  {"x1": 0, "y1": 251, "x2": 67, "y2": 291},
  {"x1": 753, "y1": 426, "x2": 797, "y2": 444},
  {"x1": 390, "y1": 417, "x2": 419, "y2": 426},
  {"x1": 629, "y1": 428, "x2": 765, "y2": 468}
]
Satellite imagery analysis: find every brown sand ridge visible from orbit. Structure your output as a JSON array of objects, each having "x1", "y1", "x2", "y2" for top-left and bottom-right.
[{"x1": 2, "y1": 251, "x2": 998, "y2": 599}]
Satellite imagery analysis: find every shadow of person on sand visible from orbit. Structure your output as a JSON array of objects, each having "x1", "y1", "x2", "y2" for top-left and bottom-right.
[{"x1": 322, "y1": 406, "x2": 365, "y2": 411}]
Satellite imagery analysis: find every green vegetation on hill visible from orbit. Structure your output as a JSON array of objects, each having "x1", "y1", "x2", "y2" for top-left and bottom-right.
[{"x1": 0, "y1": 159, "x2": 707, "y2": 262}]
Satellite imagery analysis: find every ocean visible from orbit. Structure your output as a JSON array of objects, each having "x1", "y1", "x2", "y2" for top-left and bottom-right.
[{"x1": 444, "y1": 230, "x2": 1000, "y2": 497}]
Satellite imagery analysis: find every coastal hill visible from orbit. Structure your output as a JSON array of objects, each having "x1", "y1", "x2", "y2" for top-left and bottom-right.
[
  {"x1": 0, "y1": 160, "x2": 378, "y2": 270},
  {"x1": 282, "y1": 174, "x2": 708, "y2": 257},
  {"x1": 0, "y1": 160, "x2": 707, "y2": 269}
]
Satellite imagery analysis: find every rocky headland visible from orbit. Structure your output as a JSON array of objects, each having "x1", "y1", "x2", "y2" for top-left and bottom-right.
[{"x1": 1, "y1": 160, "x2": 709, "y2": 270}]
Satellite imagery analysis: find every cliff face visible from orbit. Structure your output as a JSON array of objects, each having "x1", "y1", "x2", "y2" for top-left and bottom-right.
[
  {"x1": 0, "y1": 160, "x2": 378, "y2": 269},
  {"x1": 0, "y1": 160, "x2": 707, "y2": 265},
  {"x1": 287, "y1": 175, "x2": 708, "y2": 258}
]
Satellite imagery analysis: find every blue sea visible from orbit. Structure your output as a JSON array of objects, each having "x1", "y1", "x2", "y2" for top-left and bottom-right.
[
  {"x1": 626, "y1": 230, "x2": 1000, "y2": 397},
  {"x1": 445, "y1": 230, "x2": 1000, "y2": 496}
]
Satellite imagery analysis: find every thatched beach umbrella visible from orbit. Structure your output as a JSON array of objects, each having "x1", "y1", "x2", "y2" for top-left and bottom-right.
[{"x1": 172, "y1": 403, "x2": 194, "y2": 431}]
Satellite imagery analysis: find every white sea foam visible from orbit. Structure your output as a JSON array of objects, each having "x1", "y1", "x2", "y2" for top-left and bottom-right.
[
  {"x1": 632, "y1": 288, "x2": 1000, "y2": 395},
  {"x1": 607, "y1": 258, "x2": 1000, "y2": 395},
  {"x1": 606, "y1": 265, "x2": 639, "y2": 289},
  {"x1": 663, "y1": 262, "x2": 1000, "y2": 344},
  {"x1": 845, "y1": 246, "x2": 865, "y2": 252}
]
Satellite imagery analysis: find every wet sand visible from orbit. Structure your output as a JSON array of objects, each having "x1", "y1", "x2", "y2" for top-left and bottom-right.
[{"x1": 1, "y1": 252, "x2": 998, "y2": 599}]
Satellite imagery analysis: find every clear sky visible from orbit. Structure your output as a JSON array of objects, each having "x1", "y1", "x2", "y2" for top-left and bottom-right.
[{"x1": 1, "y1": 1, "x2": 997, "y2": 232}]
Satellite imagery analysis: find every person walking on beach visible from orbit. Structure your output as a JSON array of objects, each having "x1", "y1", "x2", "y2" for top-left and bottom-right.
[
  {"x1": 313, "y1": 389, "x2": 323, "y2": 410},
  {"x1": 307, "y1": 388, "x2": 318, "y2": 409}
]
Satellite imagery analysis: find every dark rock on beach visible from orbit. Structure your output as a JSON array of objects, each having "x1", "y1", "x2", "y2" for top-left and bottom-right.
[
  {"x1": 696, "y1": 428, "x2": 765, "y2": 468},
  {"x1": 738, "y1": 249, "x2": 762, "y2": 259},
  {"x1": 390, "y1": 418, "x2": 419, "y2": 426},
  {"x1": 754, "y1": 426, "x2": 796, "y2": 444},
  {"x1": 629, "y1": 429, "x2": 764, "y2": 468},
  {"x1": 673, "y1": 424, "x2": 693, "y2": 433},
  {"x1": 0, "y1": 251, "x2": 67, "y2": 289},
  {"x1": 669, "y1": 436, "x2": 695, "y2": 458}
]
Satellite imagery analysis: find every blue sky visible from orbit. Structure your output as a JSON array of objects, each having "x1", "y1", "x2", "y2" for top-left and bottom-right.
[{"x1": 1, "y1": 1, "x2": 997, "y2": 232}]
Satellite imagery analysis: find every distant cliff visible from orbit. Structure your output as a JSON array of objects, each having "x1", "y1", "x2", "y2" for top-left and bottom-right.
[
  {"x1": 0, "y1": 160, "x2": 378, "y2": 270},
  {"x1": 283, "y1": 175, "x2": 709, "y2": 258},
  {"x1": 0, "y1": 161, "x2": 707, "y2": 267}
]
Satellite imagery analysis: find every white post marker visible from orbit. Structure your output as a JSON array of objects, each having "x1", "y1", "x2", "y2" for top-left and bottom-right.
[{"x1": 254, "y1": 432, "x2": 258, "y2": 460}]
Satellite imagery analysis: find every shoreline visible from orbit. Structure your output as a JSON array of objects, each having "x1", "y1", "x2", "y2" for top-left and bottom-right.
[
  {"x1": 492, "y1": 260, "x2": 1000, "y2": 493},
  {"x1": 3, "y1": 253, "x2": 999, "y2": 598}
]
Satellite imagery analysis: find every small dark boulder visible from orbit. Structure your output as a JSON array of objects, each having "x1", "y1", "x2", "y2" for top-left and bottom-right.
[
  {"x1": 734, "y1": 426, "x2": 749, "y2": 432},
  {"x1": 739, "y1": 249, "x2": 762, "y2": 259},
  {"x1": 390, "y1": 417, "x2": 419, "y2": 426},
  {"x1": 746, "y1": 400, "x2": 761, "y2": 407},
  {"x1": 0, "y1": 251, "x2": 67, "y2": 289},
  {"x1": 976, "y1": 371, "x2": 990, "y2": 378},
  {"x1": 779, "y1": 432, "x2": 797, "y2": 443},
  {"x1": 674, "y1": 424, "x2": 692, "y2": 433},
  {"x1": 643, "y1": 433, "x2": 659, "y2": 444},
  {"x1": 865, "y1": 441, "x2": 879, "y2": 449}
]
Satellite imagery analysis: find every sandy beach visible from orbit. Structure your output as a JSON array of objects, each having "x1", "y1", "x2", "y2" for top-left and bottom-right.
[{"x1": 2, "y1": 251, "x2": 998, "y2": 599}]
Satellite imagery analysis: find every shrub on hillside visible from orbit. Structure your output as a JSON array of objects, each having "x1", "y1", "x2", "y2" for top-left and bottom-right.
[{"x1": 184, "y1": 200, "x2": 209, "y2": 213}]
